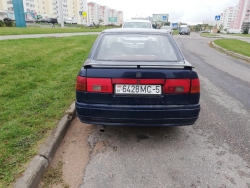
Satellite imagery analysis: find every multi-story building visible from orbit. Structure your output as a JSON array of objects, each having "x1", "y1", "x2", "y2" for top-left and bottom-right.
[
  {"x1": 220, "y1": 0, "x2": 250, "y2": 30},
  {"x1": 51, "y1": 0, "x2": 88, "y2": 24},
  {"x1": 219, "y1": 6, "x2": 238, "y2": 30},
  {"x1": 0, "y1": 0, "x2": 88, "y2": 24},
  {"x1": 234, "y1": 0, "x2": 250, "y2": 29},
  {"x1": 0, "y1": 0, "x2": 14, "y2": 13},
  {"x1": 87, "y1": 1, "x2": 123, "y2": 26},
  {"x1": 241, "y1": 19, "x2": 250, "y2": 32},
  {"x1": 117, "y1": 11, "x2": 123, "y2": 26},
  {"x1": 87, "y1": 1, "x2": 100, "y2": 24}
]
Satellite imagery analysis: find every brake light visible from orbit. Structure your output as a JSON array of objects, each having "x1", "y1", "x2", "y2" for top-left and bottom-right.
[
  {"x1": 87, "y1": 78, "x2": 113, "y2": 93},
  {"x1": 163, "y1": 79, "x2": 190, "y2": 94},
  {"x1": 76, "y1": 76, "x2": 86, "y2": 91},
  {"x1": 191, "y1": 78, "x2": 200, "y2": 93}
]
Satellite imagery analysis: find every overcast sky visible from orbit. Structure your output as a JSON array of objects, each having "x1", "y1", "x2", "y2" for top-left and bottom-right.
[{"x1": 93, "y1": 0, "x2": 239, "y2": 24}]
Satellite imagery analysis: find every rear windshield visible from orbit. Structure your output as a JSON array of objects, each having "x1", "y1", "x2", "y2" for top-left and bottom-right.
[
  {"x1": 180, "y1": 27, "x2": 188, "y2": 30},
  {"x1": 95, "y1": 34, "x2": 180, "y2": 62},
  {"x1": 123, "y1": 22, "x2": 151, "y2": 28}
]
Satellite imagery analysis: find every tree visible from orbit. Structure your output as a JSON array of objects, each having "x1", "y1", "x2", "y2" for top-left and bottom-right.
[
  {"x1": 163, "y1": 22, "x2": 170, "y2": 26},
  {"x1": 243, "y1": 27, "x2": 249, "y2": 34},
  {"x1": 219, "y1": 24, "x2": 224, "y2": 31},
  {"x1": 98, "y1": 19, "x2": 103, "y2": 25}
]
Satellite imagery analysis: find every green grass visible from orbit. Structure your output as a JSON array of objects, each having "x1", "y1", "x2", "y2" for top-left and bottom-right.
[
  {"x1": 214, "y1": 39, "x2": 250, "y2": 57},
  {"x1": 200, "y1": 33, "x2": 219, "y2": 37},
  {"x1": 173, "y1": 30, "x2": 179, "y2": 35},
  {"x1": 0, "y1": 26, "x2": 105, "y2": 35},
  {"x1": 0, "y1": 35, "x2": 98, "y2": 187}
]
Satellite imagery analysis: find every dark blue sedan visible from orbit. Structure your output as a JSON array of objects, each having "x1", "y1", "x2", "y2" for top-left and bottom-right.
[{"x1": 76, "y1": 28, "x2": 200, "y2": 126}]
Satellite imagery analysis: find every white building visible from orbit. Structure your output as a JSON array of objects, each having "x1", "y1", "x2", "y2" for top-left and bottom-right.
[
  {"x1": 117, "y1": 11, "x2": 123, "y2": 26},
  {"x1": 100, "y1": 6, "x2": 109, "y2": 25},
  {"x1": 0, "y1": 0, "x2": 14, "y2": 12},
  {"x1": 52, "y1": 0, "x2": 88, "y2": 24},
  {"x1": 219, "y1": 6, "x2": 238, "y2": 30},
  {"x1": 0, "y1": 0, "x2": 88, "y2": 24},
  {"x1": 87, "y1": 1, "x2": 123, "y2": 26},
  {"x1": 87, "y1": 1, "x2": 100, "y2": 24}
]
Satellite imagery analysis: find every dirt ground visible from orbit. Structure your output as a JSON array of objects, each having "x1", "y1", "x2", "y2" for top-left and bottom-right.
[{"x1": 39, "y1": 117, "x2": 108, "y2": 188}]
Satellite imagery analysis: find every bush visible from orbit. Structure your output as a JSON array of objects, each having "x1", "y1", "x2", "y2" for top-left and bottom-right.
[
  {"x1": 0, "y1": 20, "x2": 5, "y2": 27},
  {"x1": 243, "y1": 27, "x2": 249, "y2": 34},
  {"x1": 4, "y1": 21, "x2": 15, "y2": 27}
]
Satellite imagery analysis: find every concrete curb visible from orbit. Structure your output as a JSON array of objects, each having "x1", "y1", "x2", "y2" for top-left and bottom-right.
[
  {"x1": 211, "y1": 42, "x2": 250, "y2": 62},
  {"x1": 14, "y1": 101, "x2": 76, "y2": 188}
]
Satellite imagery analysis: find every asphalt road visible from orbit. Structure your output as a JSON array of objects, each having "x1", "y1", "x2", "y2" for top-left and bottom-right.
[{"x1": 42, "y1": 33, "x2": 250, "y2": 188}]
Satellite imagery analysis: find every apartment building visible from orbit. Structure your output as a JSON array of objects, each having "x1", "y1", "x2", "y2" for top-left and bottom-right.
[
  {"x1": 0, "y1": 0, "x2": 14, "y2": 12},
  {"x1": 117, "y1": 11, "x2": 123, "y2": 26},
  {"x1": 87, "y1": 1, "x2": 123, "y2": 26},
  {"x1": 100, "y1": 6, "x2": 109, "y2": 25},
  {"x1": 220, "y1": 0, "x2": 250, "y2": 30},
  {"x1": 219, "y1": 6, "x2": 238, "y2": 29},
  {"x1": 0, "y1": 0, "x2": 88, "y2": 24},
  {"x1": 88, "y1": 1, "x2": 100, "y2": 24},
  {"x1": 234, "y1": 0, "x2": 250, "y2": 29}
]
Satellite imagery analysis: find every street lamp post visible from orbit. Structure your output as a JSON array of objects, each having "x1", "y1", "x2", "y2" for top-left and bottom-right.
[{"x1": 58, "y1": 0, "x2": 64, "y2": 28}]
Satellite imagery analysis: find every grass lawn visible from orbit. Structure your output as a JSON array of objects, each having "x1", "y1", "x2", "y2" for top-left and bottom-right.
[
  {"x1": 214, "y1": 39, "x2": 250, "y2": 57},
  {"x1": 0, "y1": 35, "x2": 98, "y2": 187},
  {"x1": 0, "y1": 26, "x2": 105, "y2": 35},
  {"x1": 200, "y1": 33, "x2": 219, "y2": 37},
  {"x1": 173, "y1": 30, "x2": 179, "y2": 35}
]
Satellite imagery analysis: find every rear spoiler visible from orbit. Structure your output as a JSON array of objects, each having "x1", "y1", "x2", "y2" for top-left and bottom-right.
[{"x1": 83, "y1": 60, "x2": 194, "y2": 69}]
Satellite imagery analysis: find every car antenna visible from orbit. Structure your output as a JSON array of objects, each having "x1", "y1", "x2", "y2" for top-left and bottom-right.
[{"x1": 137, "y1": 65, "x2": 140, "y2": 69}]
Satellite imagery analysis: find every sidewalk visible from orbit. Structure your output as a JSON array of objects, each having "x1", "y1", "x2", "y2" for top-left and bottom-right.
[
  {"x1": 0, "y1": 32, "x2": 101, "y2": 40},
  {"x1": 208, "y1": 33, "x2": 250, "y2": 43}
]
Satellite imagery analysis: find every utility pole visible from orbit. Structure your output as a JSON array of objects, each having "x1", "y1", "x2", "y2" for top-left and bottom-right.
[
  {"x1": 58, "y1": 0, "x2": 64, "y2": 28},
  {"x1": 12, "y1": 0, "x2": 26, "y2": 27}
]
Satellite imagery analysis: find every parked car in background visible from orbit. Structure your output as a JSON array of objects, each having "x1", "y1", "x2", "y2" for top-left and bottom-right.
[
  {"x1": 3, "y1": 17, "x2": 14, "y2": 22},
  {"x1": 65, "y1": 17, "x2": 77, "y2": 24},
  {"x1": 179, "y1": 25, "x2": 188, "y2": 31},
  {"x1": 35, "y1": 18, "x2": 49, "y2": 23},
  {"x1": 161, "y1": 26, "x2": 173, "y2": 35},
  {"x1": 47, "y1": 18, "x2": 58, "y2": 24},
  {"x1": 76, "y1": 28, "x2": 200, "y2": 127},
  {"x1": 122, "y1": 20, "x2": 153, "y2": 29},
  {"x1": 180, "y1": 27, "x2": 191, "y2": 35}
]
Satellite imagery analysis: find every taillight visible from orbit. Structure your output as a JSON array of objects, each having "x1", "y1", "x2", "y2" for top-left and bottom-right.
[
  {"x1": 76, "y1": 76, "x2": 87, "y2": 91},
  {"x1": 87, "y1": 78, "x2": 113, "y2": 93},
  {"x1": 190, "y1": 78, "x2": 200, "y2": 93},
  {"x1": 163, "y1": 79, "x2": 190, "y2": 94}
]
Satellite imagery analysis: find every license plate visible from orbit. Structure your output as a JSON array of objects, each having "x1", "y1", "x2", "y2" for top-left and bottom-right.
[{"x1": 115, "y1": 85, "x2": 161, "y2": 95}]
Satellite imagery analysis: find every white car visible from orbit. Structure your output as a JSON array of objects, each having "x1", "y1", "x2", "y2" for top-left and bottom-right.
[
  {"x1": 160, "y1": 26, "x2": 173, "y2": 35},
  {"x1": 122, "y1": 20, "x2": 153, "y2": 29}
]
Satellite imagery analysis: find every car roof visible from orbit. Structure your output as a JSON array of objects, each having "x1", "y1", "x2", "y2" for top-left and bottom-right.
[
  {"x1": 124, "y1": 19, "x2": 151, "y2": 23},
  {"x1": 102, "y1": 28, "x2": 170, "y2": 34}
]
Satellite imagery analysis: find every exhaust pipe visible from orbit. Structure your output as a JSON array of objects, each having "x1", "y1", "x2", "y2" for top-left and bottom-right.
[{"x1": 98, "y1": 125, "x2": 106, "y2": 132}]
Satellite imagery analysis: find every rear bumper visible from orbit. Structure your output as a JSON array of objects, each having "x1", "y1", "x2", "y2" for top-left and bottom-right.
[{"x1": 76, "y1": 102, "x2": 200, "y2": 126}]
